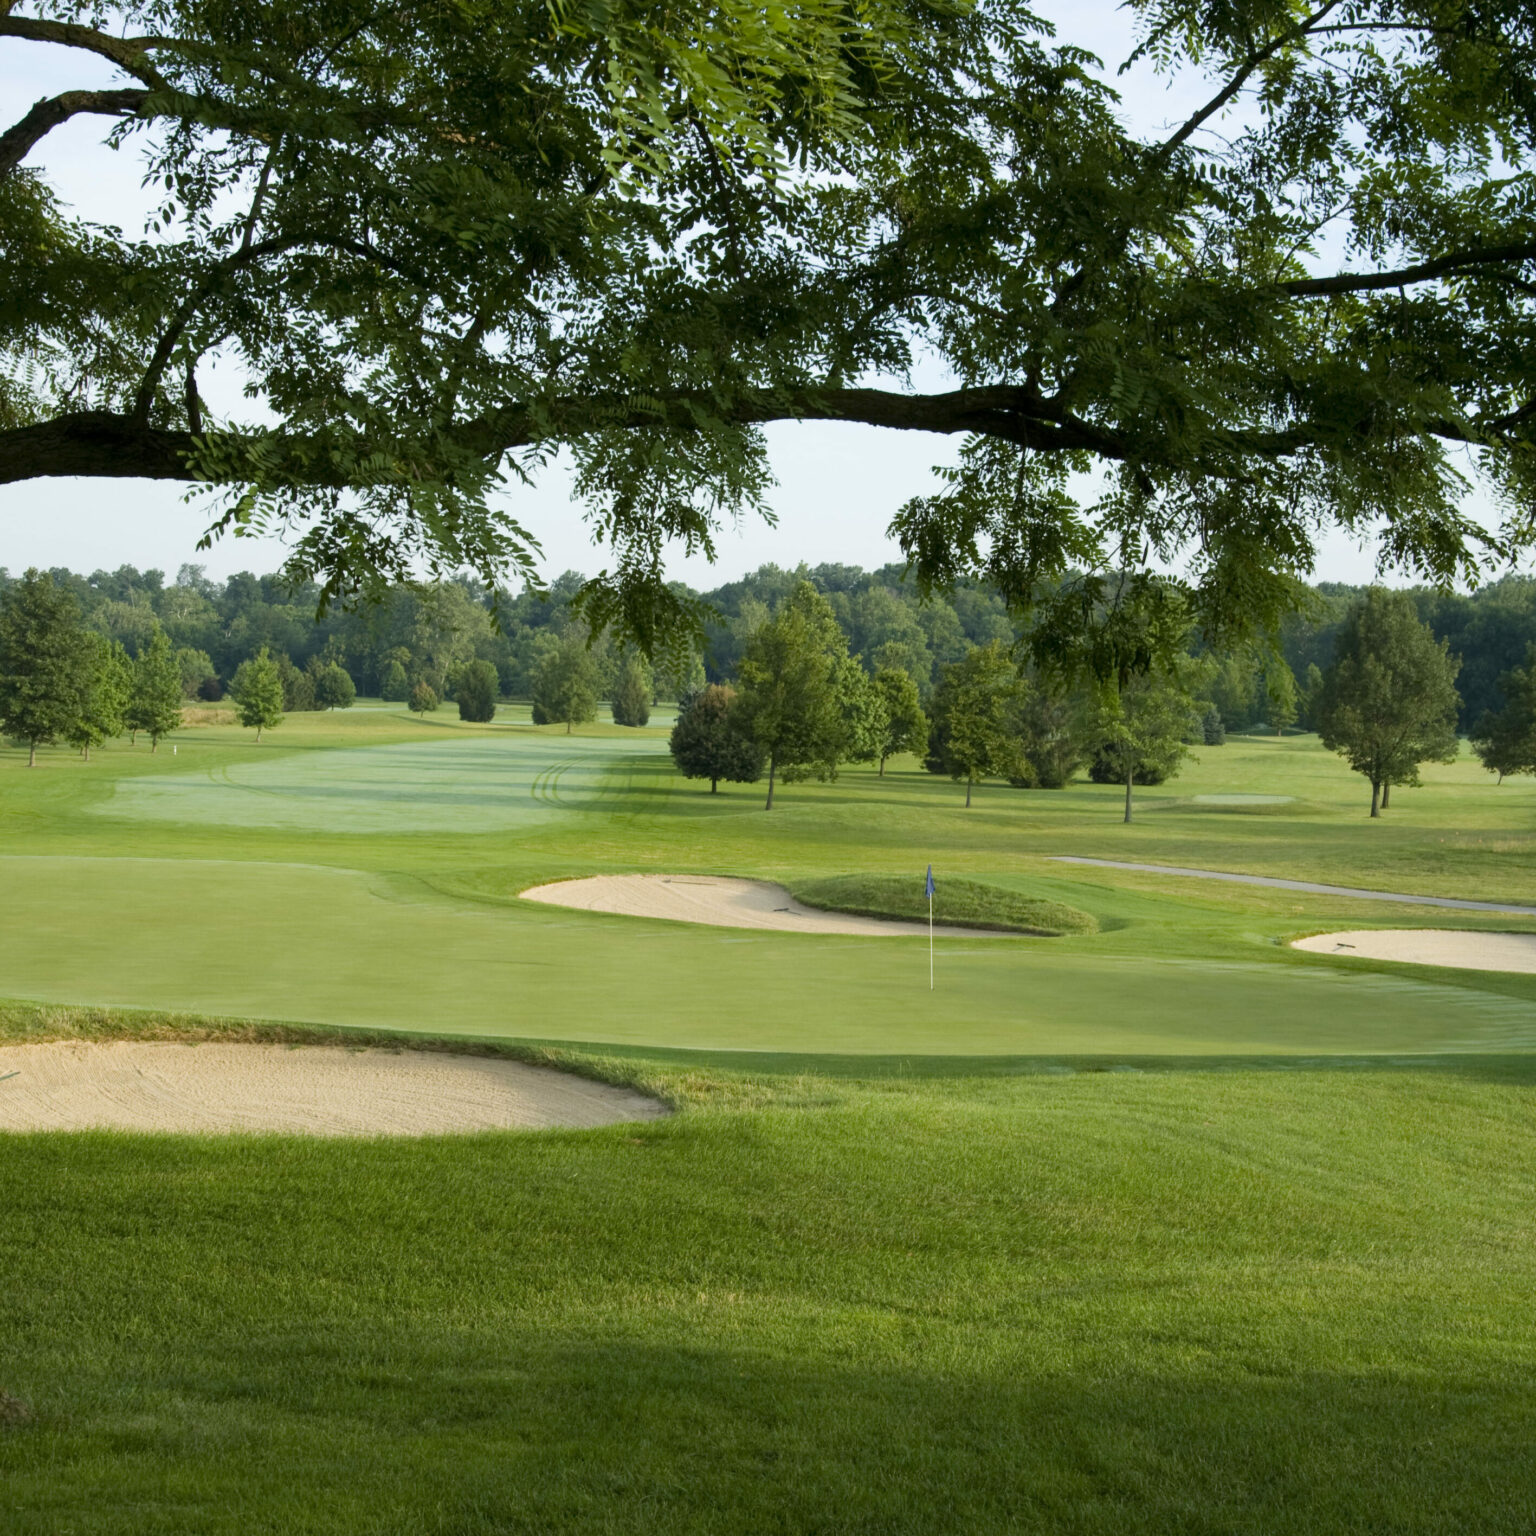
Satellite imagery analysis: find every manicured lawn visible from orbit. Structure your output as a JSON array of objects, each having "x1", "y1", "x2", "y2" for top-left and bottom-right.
[{"x1": 3, "y1": 715, "x2": 1536, "y2": 1529}]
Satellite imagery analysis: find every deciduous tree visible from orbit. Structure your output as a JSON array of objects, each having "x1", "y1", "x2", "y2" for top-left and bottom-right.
[
  {"x1": 925, "y1": 643, "x2": 1023, "y2": 806},
  {"x1": 532, "y1": 638, "x2": 598, "y2": 733},
  {"x1": 127, "y1": 627, "x2": 183, "y2": 750},
  {"x1": 668, "y1": 685, "x2": 764, "y2": 793},
  {"x1": 314, "y1": 662, "x2": 357, "y2": 711},
  {"x1": 871, "y1": 668, "x2": 928, "y2": 775},
  {"x1": 734, "y1": 583, "x2": 849, "y2": 808},
  {"x1": 230, "y1": 648, "x2": 284, "y2": 741},
  {"x1": 67, "y1": 634, "x2": 130, "y2": 760},
  {"x1": 1471, "y1": 646, "x2": 1536, "y2": 784},
  {"x1": 0, "y1": 569, "x2": 90, "y2": 765},
  {"x1": 1086, "y1": 672, "x2": 1197, "y2": 823},
  {"x1": 1316, "y1": 590, "x2": 1461, "y2": 816}
]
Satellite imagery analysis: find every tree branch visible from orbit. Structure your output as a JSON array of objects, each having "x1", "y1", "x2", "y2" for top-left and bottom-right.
[
  {"x1": 1281, "y1": 242, "x2": 1536, "y2": 296},
  {"x1": 1153, "y1": 0, "x2": 1343, "y2": 161},
  {"x1": 0, "y1": 17, "x2": 167, "y2": 88},
  {"x1": 0, "y1": 88, "x2": 146, "y2": 178}
]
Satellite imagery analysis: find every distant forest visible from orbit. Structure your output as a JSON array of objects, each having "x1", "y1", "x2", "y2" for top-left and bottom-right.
[{"x1": 4, "y1": 561, "x2": 1534, "y2": 732}]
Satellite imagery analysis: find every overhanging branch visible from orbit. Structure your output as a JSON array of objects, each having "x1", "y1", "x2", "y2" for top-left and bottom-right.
[
  {"x1": 0, "y1": 88, "x2": 147, "y2": 178},
  {"x1": 1282, "y1": 242, "x2": 1536, "y2": 296}
]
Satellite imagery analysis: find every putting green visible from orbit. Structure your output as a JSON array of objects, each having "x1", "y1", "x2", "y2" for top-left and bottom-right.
[
  {"x1": 92, "y1": 733, "x2": 668, "y2": 833},
  {"x1": 4, "y1": 855, "x2": 1535, "y2": 1056}
]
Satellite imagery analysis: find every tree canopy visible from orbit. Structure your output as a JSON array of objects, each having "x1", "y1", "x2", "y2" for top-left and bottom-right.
[{"x1": 6, "y1": 1, "x2": 1536, "y2": 653}]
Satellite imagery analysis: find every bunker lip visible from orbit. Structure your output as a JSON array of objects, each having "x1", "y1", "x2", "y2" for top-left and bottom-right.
[
  {"x1": 0, "y1": 1042, "x2": 667, "y2": 1136},
  {"x1": 520, "y1": 874, "x2": 1017, "y2": 938},
  {"x1": 1291, "y1": 929, "x2": 1536, "y2": 975}
]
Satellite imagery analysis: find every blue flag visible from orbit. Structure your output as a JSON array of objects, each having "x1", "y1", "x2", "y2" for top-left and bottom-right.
[{"x1": 925, "y1": 865, "x2": 935, "y2": 899}]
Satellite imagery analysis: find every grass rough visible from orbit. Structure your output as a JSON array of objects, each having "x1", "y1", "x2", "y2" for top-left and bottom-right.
[{"x1": 792, "y1": 873, "x2": 1099, "y2": 935}]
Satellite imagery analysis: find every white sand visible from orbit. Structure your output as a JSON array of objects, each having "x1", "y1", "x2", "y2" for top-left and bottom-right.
[
  {"x1": 0, "y1": 1042, "x2": 666, "y2": 1136},
  {"x1": 1292, "y1": 929, "x2": 1536, "y2": 974},
  {"x1": 521, "y1": 874, "x2": 1013, "y2": 938}
]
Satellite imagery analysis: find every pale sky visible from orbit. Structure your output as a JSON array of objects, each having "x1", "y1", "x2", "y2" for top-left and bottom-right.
[{"x1": 0, "y1": 4, "x2": 1507, "y2": 590}]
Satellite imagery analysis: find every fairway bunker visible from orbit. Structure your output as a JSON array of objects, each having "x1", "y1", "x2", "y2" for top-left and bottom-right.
[
  {"x1": 0, "y1": 1042, "x2": 666, "y2": 1136},
  {"x1": 1293, "y1": 929, "x2": 1536, "y2": 975},
  {"x1": 520, "y1": 874, "x2": 1014, "y2": 937}
]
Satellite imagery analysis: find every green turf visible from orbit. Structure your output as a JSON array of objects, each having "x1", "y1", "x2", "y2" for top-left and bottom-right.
[
  {"x1": 6, "y1": 715, "x2": 1536, "y2": 1529},
  {"x1": 793, "y1": 872, "x2": 1100, "y2": 934}
]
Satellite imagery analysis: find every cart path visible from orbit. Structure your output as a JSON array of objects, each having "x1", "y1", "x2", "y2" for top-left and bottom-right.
[{"x1": 1050, "y1": 858, "x2": 1536, "y2": 915}]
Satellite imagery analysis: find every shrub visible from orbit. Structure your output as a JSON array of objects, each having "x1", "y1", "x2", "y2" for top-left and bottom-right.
[
  {"x1": 408, "y1": 681, "x2": 439, "y2": 713},
  {"x1": 456, "y1": 660, "x2": 498, "y2": 722}
]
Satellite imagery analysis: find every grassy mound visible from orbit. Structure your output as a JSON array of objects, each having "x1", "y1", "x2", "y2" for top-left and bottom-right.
[{"x1": 792, "y1": 874, "x2": 1098, "y2": 936}]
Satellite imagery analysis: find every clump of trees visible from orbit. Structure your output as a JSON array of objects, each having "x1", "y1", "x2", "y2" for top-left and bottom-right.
[
  {"x1": 0, "y1": 569, "x2": 181, "y2": 764},
  {"x1": 925, "y1": 643, "x2": 1022, "y2": 807},
  {"x1": 1315, "y1": 591, "x2": 1461, "y2": 816},
  {"x1": 532, "y1": 637, "x2": 600, "y2": 732}
]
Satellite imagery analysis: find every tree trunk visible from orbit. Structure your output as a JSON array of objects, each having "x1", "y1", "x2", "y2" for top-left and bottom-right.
[
  {"x1": 566, "y1": 719, "x2": 571, "y2": 734},
  {"x1": 256, "y1": 725, "x2": 262, "y2": 742},
  {"x1": 130, "y1": 728, "x2": 137, "y2": 745},
  {"x1": 1124, "y1": 764, "x2": 1134, "y2": 823},
  {"x1": 765, "y1": 753, "x2": 777, "y2": 810},
  {"x1": 1370, "y1": 779, "x2": 1381, "y2": 817},
  {"x1": 1380, "y1": 781, "x2": 1391, "y2": 809},
  {"x1": 151, "y1": 736, "x2": 158, "y2": 754},
  {"x1": 710, "y1": 777, "x2": 718, "y2": 794},
  {"x1": 83, "y1": 743, "x2": 89, "y2": 761},
  {"x1": 878, "y1": 754, "x2": 886, "y2": 776},
  {"x1": 28, "y1": 740, "x2": 35, "y2": 767}
]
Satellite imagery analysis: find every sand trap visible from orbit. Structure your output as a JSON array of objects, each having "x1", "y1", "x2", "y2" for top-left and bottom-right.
[
  {"x1": 0, "y1": 1042, "x2": 666, "y2": 1136},
  {"x1": 1292, "y1": 930, "x2": 1536, "y2": 974},
  {"x1": 521, "y1": 874, "x2": 1013, "y2": 938}
]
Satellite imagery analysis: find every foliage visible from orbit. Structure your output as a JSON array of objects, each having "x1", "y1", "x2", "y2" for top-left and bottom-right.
[
  {"x1": 870, "y1": 668, "x2": 928, "y2": 775},
  {"x1": 12, "y1": 4, "x2": 1536, "y2": 650},
  {"x1": 734, "y1": 582, "x2": 851, "y2": 807},
  {"x1": 125, "y1": 627, "x2": 183, "y2": 751},
  {"x1": 668, "y1": 684, "x2": 764, "y2": 792},
  {"x1": 1008, "y1": 682, "x2": 1085, "y2": 788},
  {"x1": 172, "y1": 646, "x2": 215, "y2": 699},
  {"x1": 1084, "y1": 671, "x2": 1198, "y2": 822},
  {"x1": 610, "y1": 653, "x2": 653, "y2": 728},
  {"x1": 793, "y1": 875, "x2": 1097, "y2": 936},
  {"x1": 1201, "y1": 706, "x2": 1226, "y2": 747},
  {"x1": 925, "y1": 642, "x2": 1024, "y2": 805},
  {"x1": 277, "y1": 655, "x2": 316, "y2": 712},
  {"x1": 66, "y1": 634, "x2": 130, "y2": 760},
  {"x1": 313, "y1": 663, "x2": 356, "y2": 712},
  {"x1": 408, "y1": 681, "x2": 438, "y2": 714},
  {"x1": 1316, "y1": 590, "x2": 1462, "y2": 816},
  {"x1": 1470, "y1": 646, "x2": 1536, "y2": 783},
  {"x1": 379, "y1": 658, "x2": 409, "y2": 703},
  {"x1": 532, "y1": 638, "x2": 599, "y2": 733},
  {"x1": 229, "y1": 648, "x2": 284, "y2": 741},
  {"x1": 455, "y1": 660, "x2": 498, "y2": 723},
  {"x1": 0, "y1": 568, "x2": 90, "y2": 763},
  {"x1": 834, "y1": 658, "x2": 889, "y2": 766},
  {"x1": 1262, "y1": 659, "x2": 1299, "y2": 737}
]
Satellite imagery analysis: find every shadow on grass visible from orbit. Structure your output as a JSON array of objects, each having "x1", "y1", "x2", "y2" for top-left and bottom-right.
[{"x1": 5, "y1": 1333, "x2": 1535, "y2": 1534}]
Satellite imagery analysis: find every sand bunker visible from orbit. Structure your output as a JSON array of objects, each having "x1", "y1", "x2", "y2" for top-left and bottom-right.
[
  {"x1": 1292, "y1": 930, "x2": 1536, "y2": 974},
  {"x1": 521, "y1": 874, "x2": 1012, "y2": 938},
  {"x1": 0, "y1": 1042, "x2": 666, "y2": 1136}
]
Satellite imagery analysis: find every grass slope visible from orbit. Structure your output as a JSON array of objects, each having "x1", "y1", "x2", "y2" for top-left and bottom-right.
[
  {"x1": 3, "y1": 1017, "x2": 1535, "y2": 1533},
  {"x1": 793, "y1": 873, "x2": 1099, "y2": 935}
]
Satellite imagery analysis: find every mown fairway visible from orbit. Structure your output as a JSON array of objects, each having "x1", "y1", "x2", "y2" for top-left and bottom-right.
[{"x1": 4, "y1": 713, "x2": 1536, "y2": 1530}]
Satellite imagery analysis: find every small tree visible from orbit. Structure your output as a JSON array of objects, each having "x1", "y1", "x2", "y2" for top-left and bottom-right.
[
  {"x1": 0, "y1": 569, "x2": 91, "y2": 766},
  {"x1": 380, "y1": 657, "x2": 410, "y2": 702},
  {"x1": 314, "y1": 663, "x2": 357, "y2": 711},
  {"x1": 871, "y1": 667, "x2": 928, "y2": 775},
  {"x1": 669, "y1": 684, "x2": 766, "y2": 792},
  {"x1": 734, "y1": 582, "x2": 849, "y2": 808},
  {"x1": 1086, "y1": 671, "x2": 1197, "y2": 823},
  {"x1": 1315, "y1": 590, "x2": 1461, "y2": 817},
  {"x1": 456, "y1": 659, "x2": 499, "y2": 722},
  {"x1": 127, "y1": 628, "x2": 184, "y2": 751},
  {"x1": 925, "y1": 642, "x2": 1023, "y2": 806},
  {"x1": 68, "y1": 635, "x2": 131, "y2": 761},
  {"x1": 408, "y1": 680, "x2": 439, "y2": 713},
  {"x1": 1471, "y1": 645, "x2": 1536, "y2": 785},
  {"x1": 1201, "y1": 705, "x2": 1226, "y2": 746},
  {"x1": 836, "y1": 658, "x2": 889, "y2": 767},
  {"x1": 278, "y1": 655, "x2": 316, "y2": 712},
  {"x1": 231, "y1": 648, "x2": 285, "y2": 741},
  {"x1": 611, "y1": 653, "x2": 653, "y2": 727},
  {"x1": 532, "y1": 636, "x2": 599, "y2": 732},
  {"x1": 1263, "y1": 658, "x2": 1299, "y2": 736}
]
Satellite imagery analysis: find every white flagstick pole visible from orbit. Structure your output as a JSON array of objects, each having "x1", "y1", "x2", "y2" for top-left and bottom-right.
[{"x1": 929, "y1": 886, "x2": 934, "y2": 991}]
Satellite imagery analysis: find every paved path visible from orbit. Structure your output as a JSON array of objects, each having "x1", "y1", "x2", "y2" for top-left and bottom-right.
[{"x1": 1050, "y1": 857, "x2": 1536, "y2": 915}]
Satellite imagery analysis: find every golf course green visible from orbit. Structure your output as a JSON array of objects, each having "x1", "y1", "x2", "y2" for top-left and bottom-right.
[{"x1": 4, "y1": 709, "x2": 1536, "y2": 1530}]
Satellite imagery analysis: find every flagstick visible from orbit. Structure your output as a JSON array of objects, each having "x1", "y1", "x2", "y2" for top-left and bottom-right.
[{"x1": 929, "y1": 888, "x2": 934, "y2": 991}]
